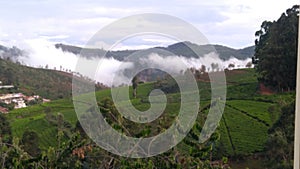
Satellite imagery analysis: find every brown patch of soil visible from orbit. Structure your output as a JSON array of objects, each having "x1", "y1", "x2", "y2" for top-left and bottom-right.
[{"x1": 259, "y1": 83, "x2": 275, "y2": 95}]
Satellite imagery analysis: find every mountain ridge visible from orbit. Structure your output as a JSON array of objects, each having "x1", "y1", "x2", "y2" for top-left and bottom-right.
[{"x1": 55, "y1": 41, "x2": 255, "y2": 61}]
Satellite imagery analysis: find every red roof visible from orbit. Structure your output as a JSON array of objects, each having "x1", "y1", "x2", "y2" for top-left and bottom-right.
[{"x1": 0, "y1": 106, "x2": 8, "y2": 113}]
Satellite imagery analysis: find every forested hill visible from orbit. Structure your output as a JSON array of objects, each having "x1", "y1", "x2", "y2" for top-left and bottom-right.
[
  {"x1": 55, "y1": 41, "x2": 255, "y2": 61},
  {"x1": 0, "y1": 58, "x2": 105, "y2": 100}
]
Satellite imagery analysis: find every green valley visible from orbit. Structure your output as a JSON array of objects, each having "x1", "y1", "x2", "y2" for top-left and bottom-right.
[{"x1": 3, "y1": 68, "x2": 294, "y2": 168}]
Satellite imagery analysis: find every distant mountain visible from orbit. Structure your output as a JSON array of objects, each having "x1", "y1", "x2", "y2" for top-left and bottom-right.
[
  {"x1": 162, "y1": 42, "x2": 255, "y2": 60},
  {"x1": 55, "y1": 43, "x2": 137, "y2": 61},
  {"x1": 238, "y1": 46, "x2": 255, "y2": 57},
  {"x1": 0, "y1": 45, "x2": 26, "y2": 61},
  {"x1": 55, "y1": 42, "x2": 255, "y2": 61}
]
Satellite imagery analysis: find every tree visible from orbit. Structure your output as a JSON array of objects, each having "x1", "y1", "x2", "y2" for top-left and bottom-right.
[
  {"x1": 195, "y1": 69, "x2": 201, "y2": 80},
  {"x1": 265, "y1": 101, "x2": 295, "y2": 169},
  {"x1": 252, "y1": 5, "x2": 299, "y2": 91},
  {"x1": 211, "y1": 63, "x2": 219, "y2": 72},
  {"x1": 228, "y1": 63, "x2": 235, "y2": 69},
  {"x1": 20, "y1": 130, "x2": 41, "y2": 157},
  {"x1": 200, "y1": 65, "x2": 206, "y2": 73},
  {"x1": 245, "y1": 62, "x2": 252, "y2": 68},
  {"x1": 4, "y1": 68, "x2": 14, "y2": 84},
  {"x1": 132, "y1": 75, "x2": 138, "y2": 98},
  {"x1": 0, "y1": 114, "x2": 12, "y2": 144},
  {"x1": 0, "y1": 137, "x2": 31, "y2": 168}
]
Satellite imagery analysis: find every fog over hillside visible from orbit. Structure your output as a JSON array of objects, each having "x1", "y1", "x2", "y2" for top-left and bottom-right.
[{"x1": 2, "y1": 39, "x2": 252, "y2": 86}]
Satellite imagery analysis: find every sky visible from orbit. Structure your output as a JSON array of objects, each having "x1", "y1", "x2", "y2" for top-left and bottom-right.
[{"x1": 0, "y1": 0, "x2": 298, "y2": 50}]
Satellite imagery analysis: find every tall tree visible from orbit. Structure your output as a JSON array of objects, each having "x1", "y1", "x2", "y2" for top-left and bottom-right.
[
  {"x1": 252, "y1": 5, "x2": 299, "y2": 91},
  {"x1": 132, "y1": 76, "x2": 138, "y2": 98},
  {"x1": 200, "y1": 65, "x2": 206, "y2": 73}
]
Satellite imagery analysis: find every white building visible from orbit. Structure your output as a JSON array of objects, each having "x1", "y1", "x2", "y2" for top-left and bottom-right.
[
  {"x1": 0, "y1": 93, "x2": 27, "y2": 109},
  {"x1": 0, "y1": 80, "x2": 14, "y2": 89}
]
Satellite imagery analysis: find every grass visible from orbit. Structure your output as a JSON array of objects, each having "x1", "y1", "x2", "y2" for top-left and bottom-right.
[
  {"x1": 225, "y1": 69, "x2": 257, "y2": 84},
  {"x1": 7, "y1": 98, "x2": 77, "y2": 149},
  {"x1": 226, "y1": 100, "x2": 276, "y2": 126},
  {"x1": 11, "y1": 115, "x2": 58, "y2": 149}
]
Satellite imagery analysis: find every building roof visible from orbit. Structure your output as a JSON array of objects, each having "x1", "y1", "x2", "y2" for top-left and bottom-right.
[
  {"x1": 0, "y1": 85, "x2": 14, "y2": 89},
  {"x1": 0, "y1": 106, "x2": 8, "y2": 113},
  {"x1": 0, "y1": 93, "x2": 25, "y2": 100}
]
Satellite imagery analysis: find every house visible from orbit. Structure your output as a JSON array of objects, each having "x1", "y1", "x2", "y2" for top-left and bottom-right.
[
  {"x1": 0, "y1": 79, "x2": 51, "y2": 112},
  {"x1": 0, "y1": 85, "x2": 14, "y2": 89},
  {"x1": 0, "y1": 106, "x2": 8, "y2": 114},
  {"x1": 0, "y1": 93, "x2": 27, "y2": 109},
  {"x1": 25, "y1": 95, "x2": 40, "y2": 102},
  {"x1": 0, "y1": 81, "x2": 14, "y2": 89}
]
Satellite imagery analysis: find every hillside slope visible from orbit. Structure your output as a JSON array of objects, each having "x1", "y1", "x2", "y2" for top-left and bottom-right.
[{"x1": 0, "y1": 58, "x2": 104, "y2": 100}]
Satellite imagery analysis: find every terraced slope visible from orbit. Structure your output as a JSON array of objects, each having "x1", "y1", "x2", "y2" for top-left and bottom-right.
[{"x1": 6, "y1": 69, "x2": 287, "y2": 158}]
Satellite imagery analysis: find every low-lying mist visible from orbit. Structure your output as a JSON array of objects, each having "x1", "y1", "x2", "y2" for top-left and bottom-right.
[{"x1": 17, "y1": 39, "x2": 252, "y2": 86}]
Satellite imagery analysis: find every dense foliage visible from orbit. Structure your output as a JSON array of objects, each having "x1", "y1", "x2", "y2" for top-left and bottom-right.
[
  {"x1": 265, "y1": 101, "x2": 295, "y2": 169},
  {"x1": 253, "y1": 5, "x2": 299, "y2": 91},
  {"x1": 0, "y1": 113, "x2": 12, "y2": 143}
]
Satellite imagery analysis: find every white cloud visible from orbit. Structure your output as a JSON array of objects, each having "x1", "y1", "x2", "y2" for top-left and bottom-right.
[
  {"x1": 20, "y1": 38, "x2": 78, "y2": 70},
  {"x1": 0, "y1": 0, "x2": 298, "y2": 48},
  {"x1": 142, "y1": 38, "x2": 177, "y2": 44},
  {"x1": 16, "y1": 38, "x2": 252, "y2": 86},
  {"x1": 39, "y1": 35, "x2": 70, "y2": 40},
  {"x1": 111, "y1": 35, "x2": 178, "y2": 51}
]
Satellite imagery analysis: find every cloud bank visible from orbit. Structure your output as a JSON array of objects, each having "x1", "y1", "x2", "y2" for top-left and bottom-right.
[{"x1": 18, "y1": 39, "x2": 252, "y2": 86}]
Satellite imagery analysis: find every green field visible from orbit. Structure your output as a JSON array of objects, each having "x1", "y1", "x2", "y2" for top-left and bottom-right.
[
  {"x1": 222, "y1": 106, "x2": 268, "y2": 155},
  {"x1": 5, "y1": 69, "x2": 289, "y2": 159},
  {"x1": 226, "y1": 100, "x2": 276, "y2": 126}
]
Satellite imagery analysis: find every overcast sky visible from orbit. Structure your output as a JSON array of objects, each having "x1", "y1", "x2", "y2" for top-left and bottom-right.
[{"x1": 0, "y1": 0, "x2": 298, "y2": 49}]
